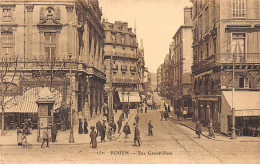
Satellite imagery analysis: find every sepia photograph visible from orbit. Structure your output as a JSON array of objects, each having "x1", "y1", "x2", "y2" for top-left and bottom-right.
[{"x1": 0, "y1": 0, "x2": 260, "y2": 164}]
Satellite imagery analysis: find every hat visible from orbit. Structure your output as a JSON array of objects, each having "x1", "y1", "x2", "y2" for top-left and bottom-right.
[
  {"x1": 133, "y1": 123, "x2": 136, "y2": 126},
  {"x1": 90, "y1": 126, "x2": 95, "y2": 130}
]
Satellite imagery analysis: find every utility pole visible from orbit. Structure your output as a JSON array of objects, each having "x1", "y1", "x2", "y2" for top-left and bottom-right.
[
  {"x1": 108, "y1": 49, "x2": 114, "y2": 124},
  {"x1": 231, "y1": 54, "x2": 236, "y2": 140},
  {"x1": 68, "y1": 53, "x2": 74, "y2": 143}
]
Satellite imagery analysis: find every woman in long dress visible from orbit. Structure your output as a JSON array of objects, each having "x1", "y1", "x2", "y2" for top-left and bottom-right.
[{"x1": 90, "y1": 126, "x2": 97, "y2": 148}]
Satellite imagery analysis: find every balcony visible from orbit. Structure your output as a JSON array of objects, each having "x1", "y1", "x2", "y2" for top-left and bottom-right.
[
  {"x1": 192, "y1": 53, "x2": 260, "y2": 73},
  {"x1": 104, "y1": 51, "x2": 137, "y2": 60},
  {"x1": 112, "y1": 78, "x2": 139, "y2": 84}
]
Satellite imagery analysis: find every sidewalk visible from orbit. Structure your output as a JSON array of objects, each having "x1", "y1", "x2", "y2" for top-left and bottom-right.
[
  {"x1": 0, "y1": 109, "x2": 136, "y2": 146},
  {"x1": 158, "y1": 95, "x2": 260, "y2": 143}
]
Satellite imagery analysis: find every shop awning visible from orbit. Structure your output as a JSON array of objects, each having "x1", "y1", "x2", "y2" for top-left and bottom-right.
[
  {"x1": 222, "y1": 91, "x2": 260, "y2": 116},
  {"x1": 118, "y1": 91, "x2": 141, "y2": 103},
  {"x1": 1, "y1": 87, "x2": 62, "y2": 113}
]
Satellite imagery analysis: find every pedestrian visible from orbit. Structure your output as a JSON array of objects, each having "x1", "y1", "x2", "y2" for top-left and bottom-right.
[
  {"x1": 148, "y1": 120, "x2": 153, "y2": 136},
  {"x1": 164, "y1": 112, "x2": 169, "y2": 121},
  {"x1": 78, "y1": 118, "x2": 83, "y2": 134},
  {"x1": 107, "y1": 125, "x2": 113, "y2": 140},
  {"x1": 117, "y1": 118, "x2": 122, "y2": 133},
  {"x1": 101, "y1": 122, "x2": 106, "y2": 143},
  {"x1": 110, "y1": 120, "x2": 117, "y2": 134},
  {"x1": 164, "y1": 103, "x2": 167, "y2": 111},
  {"x1": 51, "y1": 124, "x2": 58, "y2": 143},
  {"x1": 168, "y1": 105, "x2": 171, "y2": 112},
  {"x1": 41, "y1": 129, "x2": 49, "y2": 148},
  {"x1": 90, "y1": 126, "x2": 97, "y2": 148},
  {"x1": 135, "y1": 114, "x2": 139, "y2": 124},
  {"x1": 196, "y1": 120, "x2": 202, "y2": 139},
  {"x1": 96, "y1": 120, "x2": 102, "y2": 136},
  {"x1": 123, "y1": 122, "x2": 131, "y2": 138},
  {"x1": 208, "y1": 119, "x2": 215, "y2": 138},
  {"x1": 17, "y1": 127, "x2": 23, "y2": 146},
  {"x1": 141, "y1": 104, "x2": 143, "y2": 113},
  {"x1": 161, "y1": 111, "x2": 164, "y2": 121},
  {"x1": 120, "y1": 112, "x2": 124, "y2": 120},
  {"x1": 84, "y1": 119, "x2": 88, "y2": 134},
  {"x1": 145, "y1": 105, "x2": 148, "y2": 113},
  {"x1": 133, "y1": 123, "x2": 141, "y2": 147}
]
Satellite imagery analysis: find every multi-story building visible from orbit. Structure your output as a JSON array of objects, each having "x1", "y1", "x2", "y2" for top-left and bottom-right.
[
  {"x1": 0, "y1": 0, "x2": 106, "y2": 128},
  {"x1": 191, "y1": 0, "x2": 260, "y2": 135},
  {"x1": 103, "y1": 21, "x2": 140, "y2": 108},
  {"x1": 172, "y1": 7, "x2": 193, "y2": 116},
  {"x1": 160, "y1": 54, "x2": 174, "y2": 100},
  {"x1": 143, "y1": 67, "x2": 152, "y2": 93}
]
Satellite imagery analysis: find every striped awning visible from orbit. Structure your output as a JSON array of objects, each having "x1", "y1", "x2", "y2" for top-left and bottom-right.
[{"x1": 1, "y1": 87, "x2": 62, "y2": 113}]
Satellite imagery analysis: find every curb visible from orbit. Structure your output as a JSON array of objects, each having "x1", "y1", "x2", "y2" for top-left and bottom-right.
[{"x1": 169, "y1": 117, "x2": 260, "y2": 143}]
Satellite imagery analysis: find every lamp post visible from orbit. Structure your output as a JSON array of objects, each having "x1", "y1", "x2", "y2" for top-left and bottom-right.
[
  {"x1": 68, "y1": 53, "x2": 74, "y2": 143},
  {"x1": 231, "y1": 54, "x2": 236, "y2": 140},
  {"x1": 127, "y1": 91, "x2": 130, "y2": 116},
  {"x1": 108, "y1": 49, "x2": 114, "y2": 124}
]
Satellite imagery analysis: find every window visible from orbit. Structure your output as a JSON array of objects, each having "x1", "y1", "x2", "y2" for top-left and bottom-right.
[
  {"x1": 232, "y1": 33, "x2": 245, "y2": 61},
  {"x1": 213, "y1": 38, "x2": 217, "y2": 54},
  {"x1": 122, "y1": 72, "x2": 126, "y2": 78},
  {"x1": 44, "y1": 32, "x2": 56, "y2": 60},
  {"x1": 121, "y1": 36, "x2": 125, "y2": 44},
  {"x1": 206, "y1": 43, "x2": 209, "y2": 57},
  {"x1": 1, "y1": 32, "x2": 14, "y2": 56},
  {"x1": 232, "y1": 0, "x2": 246, "y2": 18},
  {"x1": 239, "y1": 77, "x2": 249, "y2": 88},
  {"x1": 199, "y1": 14, "x2": 203, "y2": 35},
  {"x1": 205, "y1": 7, "x2": 209, "y2": 30},
  {"x1": 2, "y1": 8, "x2": 12, "y2": 22}
]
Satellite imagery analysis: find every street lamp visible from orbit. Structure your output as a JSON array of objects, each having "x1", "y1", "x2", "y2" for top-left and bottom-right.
[
  {"x1": 68, "y1": 53, "x2": 74, "y2": 143},
  {"x1": 108, "y1": 48, "x2": 114, "y2": 124}
]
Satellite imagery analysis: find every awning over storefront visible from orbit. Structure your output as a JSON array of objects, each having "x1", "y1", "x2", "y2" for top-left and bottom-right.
[
  {"x1": 118, "y1": 91, "x2": 141, "y2": 103},
  {"x1": 1, "y1": 87, "x2": 62, "y2": 113},
  {"x1": 222, "y1": 91, "x2": 260, "y2": 117}
]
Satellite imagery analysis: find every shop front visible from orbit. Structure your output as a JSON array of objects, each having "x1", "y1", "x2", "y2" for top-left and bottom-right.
[{"x1": 221, "y1": 91, "x2": 260, "y2": 136}]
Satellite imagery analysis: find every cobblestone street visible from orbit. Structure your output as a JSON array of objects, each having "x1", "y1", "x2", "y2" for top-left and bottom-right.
[{"x1": 1, "y1": 101, "x2": 260, "y2": 164}]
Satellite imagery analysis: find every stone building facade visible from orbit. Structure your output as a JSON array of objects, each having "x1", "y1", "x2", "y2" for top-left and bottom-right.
[
  {"x1": 103, "y1": 21, "x2": 140, "y2": 107},
  {"x1": 191, "y1": 0, "x2": 260, "y2": 134},
  {"x1": 0, "y1": 0, "x2": 106, "y2": 128},
  {"x1": 172, "y1": 7, "x2": 193, "y2": 117}
]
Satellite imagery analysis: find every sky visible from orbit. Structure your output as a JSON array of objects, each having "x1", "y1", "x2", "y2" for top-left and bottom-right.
[{"x1": 99, "y1": 0, "x2": 192, "y2": 73}]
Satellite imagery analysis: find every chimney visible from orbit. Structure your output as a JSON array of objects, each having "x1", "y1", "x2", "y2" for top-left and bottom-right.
[{"x1": 184, "y1": 7, "x2": 192, "y2": 24}]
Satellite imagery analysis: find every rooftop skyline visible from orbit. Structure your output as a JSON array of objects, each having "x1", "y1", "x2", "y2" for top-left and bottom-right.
[{"x1": 99, "y1": 0, "x2": 192, "y2": 73}]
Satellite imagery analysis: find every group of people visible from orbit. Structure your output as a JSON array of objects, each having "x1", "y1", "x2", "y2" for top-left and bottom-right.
[
  {"x1": 195, "y1": 119, "x2": 215, "y2": 139},
  {"x1": 89, "y1": 112, "x2": 153, "y2": 148}
]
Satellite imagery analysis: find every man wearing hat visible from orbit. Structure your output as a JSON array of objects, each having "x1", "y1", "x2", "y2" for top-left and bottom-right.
[
  {"x1": 101, "y1": 121, "x2": 106, "y2": 143},
  {"x1": 90, "y1": 126, "x2": 97, "y2": 148},
  {"x1": 133, "y1": 123, "x2": 141, "y2": 147},
  {"x1": 148, "y1": 120, "x2": 153, "y2": 136},
  {"x1": 123, "y1": 122, "x2": 131, "y2": 138}
]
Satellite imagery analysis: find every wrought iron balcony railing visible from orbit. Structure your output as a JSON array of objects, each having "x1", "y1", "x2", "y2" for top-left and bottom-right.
[{"x1": 192, "y1": 53, "x2": 260, "y2": 73}]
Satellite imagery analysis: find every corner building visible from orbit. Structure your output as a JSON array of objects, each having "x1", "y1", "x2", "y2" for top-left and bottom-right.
[
  {"x1": 0, "y1": 0, "x2": 106, "y2": 129},
  {"x1": 103, "y1": 21, "x2": 140, "y2": 108},
  {"x1": 191, "y1": 0, "x2": 260, "y2": 135}
]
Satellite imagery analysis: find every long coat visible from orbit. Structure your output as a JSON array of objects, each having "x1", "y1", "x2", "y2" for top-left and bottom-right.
[
  {"x1": 78, "y1": 120, "x2": 83, "y2": 134},
  {"x1": 134, "y1": 127, "x2": 140, "y2": 140},
  {"x1": 123, "y1": 125, "x2": 131, "y2": 135},
  {"x1": 90, "y1": 130, "x2": 97, "y2": 148},
  {"x1": 196, "y1": 122, "x2": 202, "y2": 135},
  {"x1": 84, "y1": 120, "x2": 88, "y2": 134},
  {"x1": 135, "y1": 115, "x2": 139, "y2": 124},
  {"x1": 96, "y1": 121, "x2": 101, "y2": 132},
  {"x1": 101, "y1": 124, "x2": 106, "y2": 140}
]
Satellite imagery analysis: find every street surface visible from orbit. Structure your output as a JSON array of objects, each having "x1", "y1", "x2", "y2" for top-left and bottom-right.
[{"x1": 1, "y1": 94, "x2": 260, "y2": 164}]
